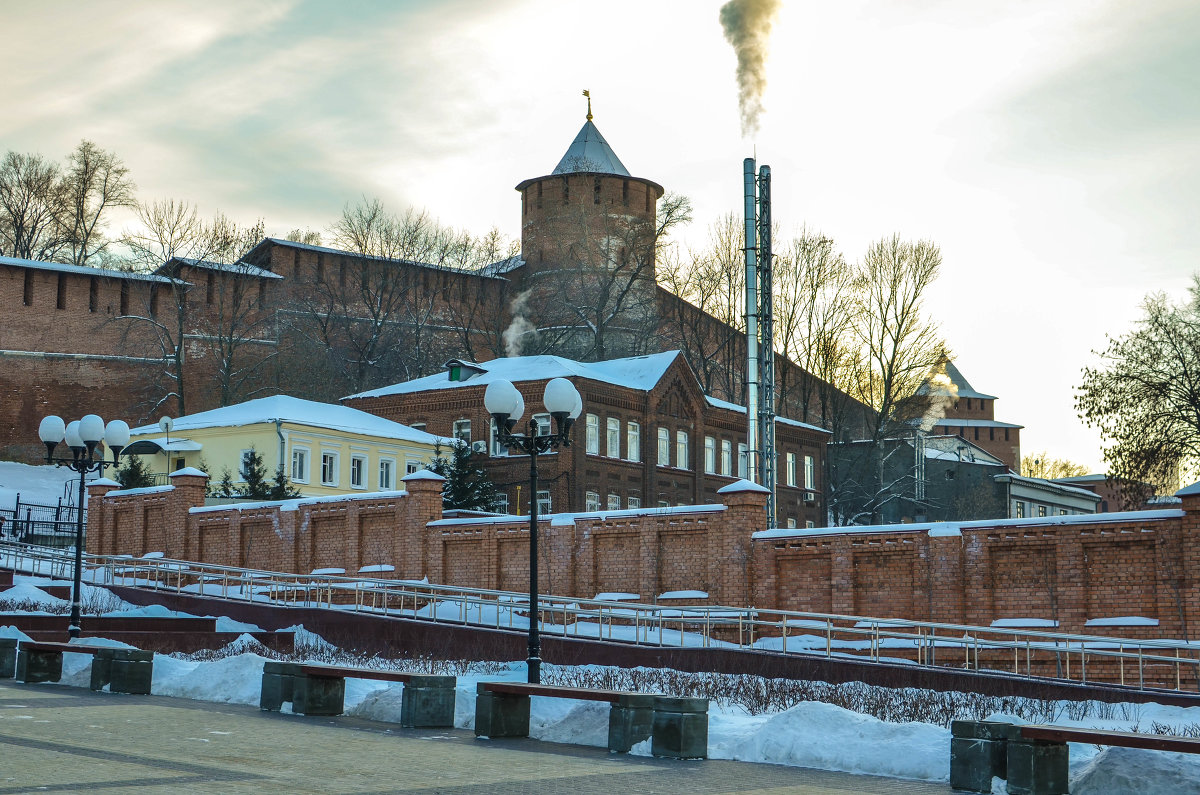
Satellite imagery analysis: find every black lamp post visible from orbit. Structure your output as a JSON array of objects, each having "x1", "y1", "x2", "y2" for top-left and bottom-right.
[
  {"x1": 484, "y1": 377, "x2": 581, "y2": 684},
  {"x1": 37, "y1": 413, "x2": 128, "y2": 638}
]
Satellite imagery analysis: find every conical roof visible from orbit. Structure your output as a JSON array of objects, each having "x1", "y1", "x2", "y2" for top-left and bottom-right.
[
  {"x1": 921, "y1": 361, "x2": 997, "y2": 401},
  {"x1": 551, "y1": 120, "x2": 630, "y2": 177}
]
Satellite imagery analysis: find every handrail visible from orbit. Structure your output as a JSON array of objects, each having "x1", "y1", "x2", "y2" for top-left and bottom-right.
[{"x1": 2, "y1": 540, "x2": 1198, "y2": 694}]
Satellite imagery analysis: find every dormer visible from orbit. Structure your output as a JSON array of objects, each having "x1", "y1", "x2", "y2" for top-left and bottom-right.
[{"x1": 445, "y1": 358, "x2": 487, "y2": 382}]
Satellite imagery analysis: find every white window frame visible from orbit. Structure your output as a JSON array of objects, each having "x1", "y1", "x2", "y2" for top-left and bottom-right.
[
  {"x1": 704, "y1": 436, "x2": 716, "y2": 474},
  {"x1": 532, "y1": 412, "x2": 551, "y2": 437},
  {"x1": 290, "y1": 446, "x2": 310, "y2": 484},
  {"x1": 350, "y1": 454, "x2": 367, "y2": 489},
  {"x1": 490, "y1": 418, "x2": 508, "y2": 457},
  {"x1": 378, "y1": 457, "x2": 395, "y2": 490},
  {"x1": 676, "y1": 430, "x2": 689, "y2": 470},
  {"x1": 585, "y1": 491, "x2": 601, "y2": 511},
  {"x1": 786, "y1": 452, "x2": 797, "y2": 487},
  {"x1": 626, "y1": 421, "x2": 640, "y2": 462},
  {"x1": 627, "y1": 496, "x2": 641, "y2": 509},
  {"x1": 657, "y1": 427, "x2": 670, "y2": 466},
  {"x1": 721, "y1": 440, "x2": 732, "y2": 476},
  {"x1": 405, "y1": 460, "x2": 422, "y2": 475},
  {"x1": 453, "y1": 419, "x2": 471, "y2": 444},
  {"x1": 536, "y1": 490, "x2": 552, "y2": 515},
  {"x1": 585, "y1": 413, "x2": 599, "y2": 454},
  {"x1": 607, "y1": 493, "x2": 620, "y2": 510},
  {"x1": 606, "y1": 417, "x2": 620, "y2": 458},
  {"x1": 738, "y1": 443, "x2": 748, "y2": 478},
  {"x1": 494, "y1": 493, "x2": 509, "y2": 513},
  {"x1": 321, "y1": 451, "x2": 339, "y2": 486},
  {"x1": 787, "y1": 518, "x2": 796, "y2": 529},
  {"x1": 804, "y1": 454, "x2": 815, "y2": 490},
  {"x1": 238, "y1": 448, "x2": 254, "y2": 481}
]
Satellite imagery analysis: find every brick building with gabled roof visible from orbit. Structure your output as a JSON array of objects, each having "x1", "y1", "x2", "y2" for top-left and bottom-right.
[{"x1": 342, "y1": 350, "x2": 830, "y2": 528}]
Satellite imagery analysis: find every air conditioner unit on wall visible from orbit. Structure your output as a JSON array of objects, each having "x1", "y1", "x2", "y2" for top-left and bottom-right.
[{"x1": 470, "y1": 440, "x2": 487, "y2": 454}]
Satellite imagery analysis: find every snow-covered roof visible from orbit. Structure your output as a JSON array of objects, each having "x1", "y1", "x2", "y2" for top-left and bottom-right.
[
  {"x1": 159, "y1": 257, "x2": 281, "y2": 280},
  {"x1": 995, "y1": 472, "x2": 1102, "y2": 500},
  {"x1": 0, "y1": 254, "x2": 176, "y2": 284},
  {"x1": 123, "y1": 437, "x2": 204, "y2": 455},
  {"x1": 551, "y1": 120, "x2": 631, "y2": 177},
  {"x1": 929, "y1": 418, "x2": 1023, "y2": 429},
  {"x1": 704, "y1": 396, "x2": 830, "y2": 434},
  {"x1": 129, "y1": 395, "x2": 454, "y2": 445},
  {"x1": 243, "y1": 237, "x2": 506, "y2": 280},
  {"x1": 1176, "y1": 481, "x2": 1200, "y2": 497},
  {"x1": 345, "y1": 351, "x2": 684, "y2": 400},
  {"x1": 1052, "y1": 474, "x2": 1108, "y2": 485},
  {"x1": 717, "y1": 479, "x2": 771, "y2": 495},
  {"x1": 474, "y1": 255, "x2": 523, "y2": 277}
]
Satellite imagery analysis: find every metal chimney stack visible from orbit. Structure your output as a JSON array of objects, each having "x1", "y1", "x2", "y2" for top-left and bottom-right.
[
  {"x1": 743, "y1": 158, "x2": 760, "y2": 486},
  {"x1": 741, "y1": 158, "x2": 777, "y2": 527}
]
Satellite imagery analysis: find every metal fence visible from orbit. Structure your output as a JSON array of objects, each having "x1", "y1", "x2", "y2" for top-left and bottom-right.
[
  {"x1": 2, "y1": 541, "x2": 1198, "y2": 693},
  {"x1": 0, "y1": 494, "x2": 84, "y2": 546}
]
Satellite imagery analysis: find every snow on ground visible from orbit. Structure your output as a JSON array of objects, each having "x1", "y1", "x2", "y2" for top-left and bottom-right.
[
  {"x1": 0, "y1": 461, "x2": 82, "y2": 510},
  {"x1": 6, "y1": 572, "x2": 1200, "y2": 791}
]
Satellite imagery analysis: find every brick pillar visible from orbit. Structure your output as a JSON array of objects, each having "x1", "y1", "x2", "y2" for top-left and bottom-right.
[
  {"x1": 168, "y1": 468, "x2": 208, "y2": 560},
  {"x1": 1175, "y1": 486, "x2": 1200, "y2": 639},
  {"x1": 962, "y1": 530, "x2": 990, "y2": 627},
  {"x1": 86, "y1": 478, "x2": 121, "y2": 555},
  {"x1": 403, "y1": 470, "x2": 445, "y2": 582},
  {"x1": 927, "y1": 529, "x2": 965, "y2": 624},
  {"x1": 830, "y1": 538, "x2": 855, "y2": 615},
  {"x1": 715, "y1": 480, "x2": 769, "y2": 606},
  {"x1": 1055, "y1": 536, "x2": 1086, "y2": 633}
]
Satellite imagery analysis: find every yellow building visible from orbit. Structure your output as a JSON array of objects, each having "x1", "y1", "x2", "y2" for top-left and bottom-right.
[{"x1": 125, "y1": 395, "x2": 454, "y2": 497}]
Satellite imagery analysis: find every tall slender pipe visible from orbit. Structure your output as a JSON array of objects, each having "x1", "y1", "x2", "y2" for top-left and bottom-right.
[
  {"x1": 758, "y1": 165, "x2": 776, "y2": 525},
  {"x1": 743, "y1": 157, "x2": 759, "y2": 483}
]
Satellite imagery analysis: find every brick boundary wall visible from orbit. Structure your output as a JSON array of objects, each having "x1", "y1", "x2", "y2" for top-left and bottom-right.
[{"x1": 89, "y1": 474, "x2": 1200, "y2": 641}]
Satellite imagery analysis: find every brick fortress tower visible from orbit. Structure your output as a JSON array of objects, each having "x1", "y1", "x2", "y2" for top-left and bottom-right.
[{"x1": 512, "y1": 96, "x2": 666, "y2": 361}]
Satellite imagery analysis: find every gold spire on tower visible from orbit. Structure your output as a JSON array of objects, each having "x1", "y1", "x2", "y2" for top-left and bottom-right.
[{"x1": 583, "y1": 89, "x2": 592, "y2": 121}]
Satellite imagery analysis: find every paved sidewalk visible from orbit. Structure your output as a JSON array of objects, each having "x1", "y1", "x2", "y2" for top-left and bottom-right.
[{"x1": 0, "y1": 680, "x2": 953, "y2": 794}]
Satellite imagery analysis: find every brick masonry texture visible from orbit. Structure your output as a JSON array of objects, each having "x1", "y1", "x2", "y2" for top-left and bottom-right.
[{"x1": 90, "y1": 477, "x2": 1200, "y2": 642}]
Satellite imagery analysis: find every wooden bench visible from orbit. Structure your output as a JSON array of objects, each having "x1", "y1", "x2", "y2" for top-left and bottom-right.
[
  {"x1": 951, "y1": 719, "x2": 1200, "y2": 795},
  {"x1": 475, "y1": 681, "x2": 708, "y2": 758},
  {"x1": 15, "y1": 641, "x2": 153, "y2": 694},
  {"x1": 260, "y1": 662, "x2": 455, "y2": 727}
]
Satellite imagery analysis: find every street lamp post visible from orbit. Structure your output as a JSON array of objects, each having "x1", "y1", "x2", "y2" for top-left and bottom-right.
[
  {"x1": 37, "y1": 413, "x2": 129, "y2": 638},
  {"x1": 484, "y1": 377, "x2": 581, "y2": 684}
]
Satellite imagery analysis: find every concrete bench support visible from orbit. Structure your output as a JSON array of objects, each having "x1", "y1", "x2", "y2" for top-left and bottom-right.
[
  {"x1": 108, "y1": 650, "x2": 154, "y2": 695},
  {"x1": 399, "y1": 675, "x2": 456, "y2": 728},
  {"x1": 260, "y1": 662, "x2": 302, "y2": 711},
  {"x1": 0, "y1": 638, "x2": 15, "y2": 679},
  {"x1": 15, "y1": 647, "x2": 62, "y2": 684},
  {"x1": 608, "y1": 693, "x2": 656, "y2": 753},
  {"x1": 1007, "y1": 739, "x2": 1068, "y2": 795},
  {"x1": 474, "y1": 685, "x2": 530, "y2": 738},
  {"x1": 650, "y1": 696, "x2": 709, "y2": 759},
  {"x1": 950, "y1": 720, "x2": 1017, "y2": 793},
  {"x1": 292, "y1": 671, "x2": 346, "y2": 716}
]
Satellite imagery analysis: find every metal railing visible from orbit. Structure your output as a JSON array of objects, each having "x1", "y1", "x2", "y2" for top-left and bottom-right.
[{"x1": 2, "y1": 540, "x2": 1198, "y2": 694}]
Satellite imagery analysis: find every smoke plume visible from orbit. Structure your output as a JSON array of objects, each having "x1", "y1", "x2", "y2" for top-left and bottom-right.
[
  {"x1": 719, "y1": 0, "x2": 782, "y2": 138},
  {"x1": 918, "y1": 371, "x2": 959, "y2": 433},
  {"x1": 503, "y1": 290, "x2": 535, "y2": 357}
]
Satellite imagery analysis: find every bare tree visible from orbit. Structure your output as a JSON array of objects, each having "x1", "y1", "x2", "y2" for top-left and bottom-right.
[
  {"x1": 285, "y1": 198, "x2": 503, "y2": 398},
  {"x1": 1076, "y1": 278, "x2": 1200, "y2": 496},
  {"x1": 528, "y1": 192, "x2": 692, "y2": 361},
  {"x1": 1021, "y1": 452, "x2": 1089, "y2": 480},
  {"x1": 119, "y1": 199, "x2": 263, "y2": 415},
  {"x1": 61, "y1": 141, "x2": 136, "y2": 267},
  {"x1": 0, "y1": 151, "x2": 67, "y2": 261}
]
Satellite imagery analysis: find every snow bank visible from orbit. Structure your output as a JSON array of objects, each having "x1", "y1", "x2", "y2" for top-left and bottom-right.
[
  {"x1": 0, "y1": 582, "x2": 68, "y2": 609},
  {"x1": 704, "y1": 701, "x2": 949, "y2": 782},
  {"x1": 1072, "y1": 746, "x2": 1200, "y2": 794},
  {"x1": 215, "y1": 616, "x2": 264, "y2": 633},
  {"x1": 0, "y1": 461, "x2": 80, "y2": 509},
  {"x1": 152, "y1": 652, "x2": 266, "y2": 705}
]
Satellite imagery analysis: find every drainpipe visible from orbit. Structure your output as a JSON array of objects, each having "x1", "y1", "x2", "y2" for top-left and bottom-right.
[{"x1": 275, "y1": 419, "x2": 286, "y2": 476}]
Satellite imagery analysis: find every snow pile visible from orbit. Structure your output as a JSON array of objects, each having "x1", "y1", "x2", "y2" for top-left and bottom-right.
[
  {"x1": 152, "y1": 653, "x2": 267, "y2": 705},
  {"x1": 704, "y1": 701, "x2": 949, "y2": 781},
  {"x1": 1072, "y1": 746, "x2": 1200, "y2": 794},
  {"x1": 0, "y1": 582, "x2": 68, "y2": 610},
  {"x1": 0, "y1": 461, "x2": 80, "y2": 509},
  {"x1": 215, "y1": 616, "x2": 264, "y2": 633},
  {"x1": 0, "y1": 625, "x2": 33, "y2": 642}
]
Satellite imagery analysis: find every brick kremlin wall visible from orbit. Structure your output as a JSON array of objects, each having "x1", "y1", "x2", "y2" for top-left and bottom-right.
[{"x1": 88, "y1": 472, "x2": 1200, "y2": 641}]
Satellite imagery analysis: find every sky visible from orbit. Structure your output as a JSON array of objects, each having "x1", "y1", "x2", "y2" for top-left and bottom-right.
[{"x1": 2, "y1": 0, "x2": 1197, "y2": 472}]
